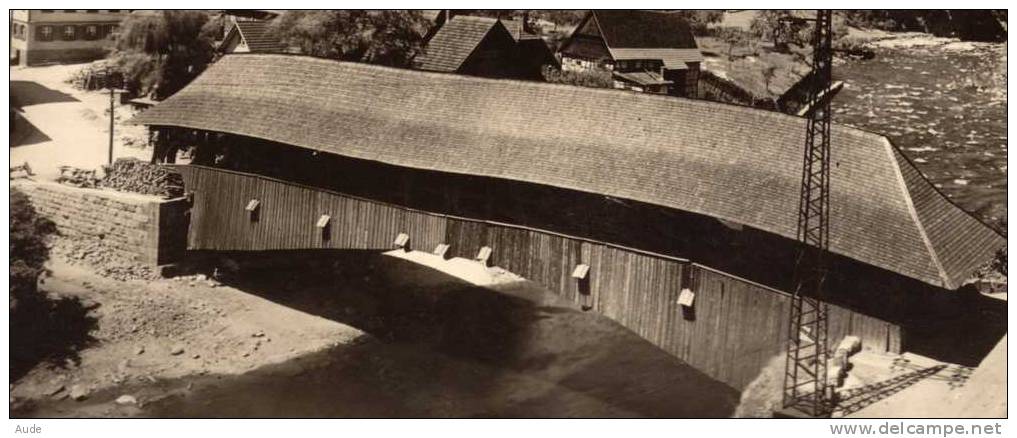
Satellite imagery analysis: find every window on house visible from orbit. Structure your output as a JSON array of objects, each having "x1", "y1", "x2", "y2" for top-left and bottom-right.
[
  {"x1": 62, "y1": 25, "x2": 77, "y2": 41},
  {"x1": 97, "y1": 24, "x2": 116, "y2": 39},
  {"x1": 38, "y1": 25, "x2": 53, "y2": 41},
  {"x1": 86, "y1": 25, "x2": 98, "y2": 39}
]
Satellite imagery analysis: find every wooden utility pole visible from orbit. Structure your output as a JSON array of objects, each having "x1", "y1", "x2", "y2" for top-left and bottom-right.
[{"x1": 108, "y1": 86, "x2": 115, "y2": 165}]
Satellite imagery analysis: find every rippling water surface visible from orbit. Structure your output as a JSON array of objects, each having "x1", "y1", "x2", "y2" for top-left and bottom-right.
[{"x1": 834, "y1": 41, "x2": 1007, "y2": 224}]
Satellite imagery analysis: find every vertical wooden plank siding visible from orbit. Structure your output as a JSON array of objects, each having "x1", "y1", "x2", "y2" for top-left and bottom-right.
[
  {"x1": 178, "y1": 165, "x2": 901, "y2": 390},
  {"x1": 178, "y1": 165, "x2": 447, "y2": 252}
]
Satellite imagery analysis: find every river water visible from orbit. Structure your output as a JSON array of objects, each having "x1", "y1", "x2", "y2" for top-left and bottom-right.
[{"x1": 833, "y1": 39, "x2": 1007, "y2": 224}]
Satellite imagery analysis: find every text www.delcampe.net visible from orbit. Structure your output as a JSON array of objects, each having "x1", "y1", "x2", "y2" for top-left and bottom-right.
[{"x1": 829, "y1": 422, "x2": 1003, "y2": 436}]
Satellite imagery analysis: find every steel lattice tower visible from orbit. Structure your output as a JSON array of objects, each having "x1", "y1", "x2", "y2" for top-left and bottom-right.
[{"x1": 782, "y1": 10, "x2": 834, "y2": 418}]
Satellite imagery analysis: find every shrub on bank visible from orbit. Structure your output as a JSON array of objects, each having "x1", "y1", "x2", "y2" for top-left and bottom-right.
[
  {"x1": 9, "y1": 188, "x2": 96, "y2": 380},
  {"x1": 9, "y1": 188, "x2": 55, "y2": 311},
  {"x1": 541, "y1": 64, "x2": 614, "y2": 89}
]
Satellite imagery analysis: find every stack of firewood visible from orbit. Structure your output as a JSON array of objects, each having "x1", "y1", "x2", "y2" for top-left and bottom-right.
[
  {"x1": 57, "y1": 166, "x2": 99, "y2": 188},
  {"x1": 68, "y1": 62, "x2": 124, "y2": 91},
  {"x1": 99, "y1": 158, "x2": 184, "y2": 198},
  {"x1": 9, "y1": 162, "x2": 33, "y2": 180}
]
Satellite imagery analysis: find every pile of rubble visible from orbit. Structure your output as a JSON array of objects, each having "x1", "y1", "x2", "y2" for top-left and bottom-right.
[
  {"x1": 99, "y1": 158, "x2": 184, "y2": 198},
  {"x1": 52, "y1": 236, "x2": 158, "y2": 282},
  {"x1": 96, "y1": 283, "x2": 222, "y2": 344}
]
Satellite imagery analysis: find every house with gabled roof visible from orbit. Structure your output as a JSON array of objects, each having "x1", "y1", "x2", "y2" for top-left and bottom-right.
[
  {"x1": 414, "y1": 14, "x2": 555, "y2": 80},
  {"x1": 559, "y1": 10, "x2": 704, "y2": 96},
  {"x1": 219, "y1": 19, "x2": 286, "y2": 54}
]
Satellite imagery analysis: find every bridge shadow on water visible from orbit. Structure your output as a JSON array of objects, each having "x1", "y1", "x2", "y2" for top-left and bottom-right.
[{"x1": 142, "y1": 250, "x2": 739, "y2": 418}]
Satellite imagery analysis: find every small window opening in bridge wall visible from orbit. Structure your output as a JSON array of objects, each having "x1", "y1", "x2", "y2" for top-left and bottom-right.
[
  {"x1": 679, "y1": 288, "x2": 696, "y2": 321},
  {"x1": 679, "y1": 266, "x2": 697, "y2": 321},
  {"x1": 317, "y1": 215, "x2": 331, "y2": 243},
  {"x1": 475, "y1": 246, "x2": 493, "y2": 266},
  {"x1": 245, "y1": 199, "x2": 260, "y2": 223},
  {"x1": 678, "y1": 288, "x2": 695, "y2": 307},
  {"x1": 573, "y1": 264, "x2": 592, "y2": 311},
  {"x1": 393, "y1": 233, "x2": 410, "y2": 251},
  {"x1": 433, "y1": 243, "x2": 451, "y2": 259}
]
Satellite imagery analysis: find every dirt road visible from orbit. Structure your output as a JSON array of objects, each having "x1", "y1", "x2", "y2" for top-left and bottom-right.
[
  {"x1": 9, "y1": 252, "x2": 359, "y2": 416},
  {"x1": 10, "y1": 64, "x2": 149, "y2": 181}
]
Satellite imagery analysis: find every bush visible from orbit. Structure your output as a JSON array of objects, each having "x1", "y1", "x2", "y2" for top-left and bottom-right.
[
  {"x1": 9, "y1": 188, "x2": 96, "y2": 380},
  {"x1": 9, "y1": 189, "x2": 55, "y2": 311},
  {"x1": 541, "y1": 64, "x2": 614, "y2": 89},
  {"x1": 990, "y1": 248, "x2": 1007, "y2": 277},
  {"x1": 989, "y1": 218, "x2": 1007, "y2": 277}
]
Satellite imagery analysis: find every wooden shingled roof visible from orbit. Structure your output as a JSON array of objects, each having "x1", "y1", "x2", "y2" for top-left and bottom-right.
[
  {"x1": 228, "y1": 21, "x2": 286, "y2": 53},
  {"x1": 414, "y1": 15, "x2": 509, "y2": 72},
  {"x1": 134, "y1": 54, "x2": 1005, "y2": 290},
  {"x1": 564, "y1": 10, "x2": 705, "y2": 67},
  {"x1": 591, "y1": 10, "x2": 699, "y2": 50}
]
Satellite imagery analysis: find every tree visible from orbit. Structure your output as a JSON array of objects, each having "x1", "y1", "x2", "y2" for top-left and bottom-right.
[
  {"x1": 108, "y1": 10, "x2": 219, "y2": 99},
  {"x1": 762, "y1": 65, "x2": 778, "y2": 95},
  {"x1": 750, "y1": 10, "x2": 808, "y2": 51},
  {"x1": 270, "y1": 10, "x2": 429, "y2": 67},
  {"x1": 539, "y1": 10, "x2": 587, "y2": 29},
  {"x1": 716, "y1": 27, "x2": 750, "y2": 62},
  {"x1": 673, "y1": 10, "x2": 724, "y2": 34}
]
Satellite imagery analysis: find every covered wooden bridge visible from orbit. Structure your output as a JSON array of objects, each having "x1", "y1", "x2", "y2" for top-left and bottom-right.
[{"x1": 133, "y1": 54, "x2": 1005, "y2": 390}]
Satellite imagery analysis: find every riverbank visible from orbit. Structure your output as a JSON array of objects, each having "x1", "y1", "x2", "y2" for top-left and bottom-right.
[
  {"x1": 9, "y1": 245, "x2": 361, "y2": 416},
  {"x1": 11, "y1": 248, "x2": 739, "y2": 418}
]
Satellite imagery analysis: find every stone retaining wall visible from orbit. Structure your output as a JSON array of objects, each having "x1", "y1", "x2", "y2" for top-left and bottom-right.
[{"x1": 13, "y1": 180, "x2": 188, "y2": 266}]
